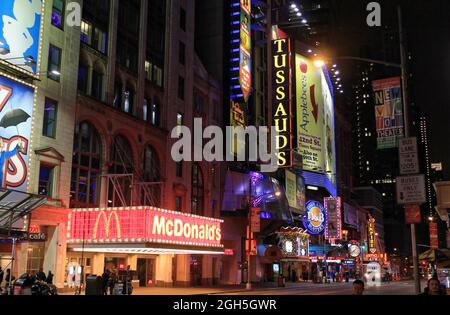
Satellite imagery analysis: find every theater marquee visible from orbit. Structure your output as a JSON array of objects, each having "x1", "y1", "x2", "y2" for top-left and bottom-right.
[{"x1": 67, "y1": 206, "x2": 224, "y2": 254}]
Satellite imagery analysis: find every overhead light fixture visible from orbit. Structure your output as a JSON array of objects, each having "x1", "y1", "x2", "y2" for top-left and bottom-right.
[
  {"x1": 335, "y1": 71, "x2": 340, "y2": 75},
  {"x1": 296, "y1": 12, "x2": 302, "y2": 16},
  {"x1": 51, "y1": 70, "x2": 61, "y2": 76},
  {"x1": 291, "y1": 4, "x2": 297, "y2": 9},
  {"x1": 313, "y1": 60, "x2": 325, "y2": 68},
  {"x1": 333, "y1": 64, "x2": 337, "y2": 68},
  {"x1": 306, "y1": 186, "x2": 319, "y2": 191},
  {"x1": 302, "y1": 19, "x2": 307, "y2": 24},
  {"x1": 308, "y1": 49, "x2": 313, "y2": 53}
]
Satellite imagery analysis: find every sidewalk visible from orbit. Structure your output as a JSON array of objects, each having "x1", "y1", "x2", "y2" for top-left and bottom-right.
[{"x1": 59, "y1": 280, "x2": 354, "y2": 295}]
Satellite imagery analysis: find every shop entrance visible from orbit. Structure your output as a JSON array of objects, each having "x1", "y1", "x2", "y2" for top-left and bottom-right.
[{"x1": 137, "y1": 258, "x2": 156, "y2": 287}]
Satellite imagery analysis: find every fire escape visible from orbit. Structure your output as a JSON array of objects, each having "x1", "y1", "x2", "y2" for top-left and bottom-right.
[{"x1": 102, "y1": 137, "x2": 163, "y2": 208}]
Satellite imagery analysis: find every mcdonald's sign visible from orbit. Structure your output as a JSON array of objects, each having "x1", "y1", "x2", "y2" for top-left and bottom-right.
[{"x1": 67, "y1": 206, "x2": 224, "y2": 249}]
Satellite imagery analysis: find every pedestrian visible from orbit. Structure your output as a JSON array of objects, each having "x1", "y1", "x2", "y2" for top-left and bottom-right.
[
  {"x1": 102, "y1": 269, "x2": 110, "y2": 295},
  {"x1": 420, "y1": 278, "x2": 447, "y2": 295},
  {"x1": 352, "y1": 279, "x2": 365, "y2": 295},
  {"x1": 46, "y1": 271, "x2": 54, "y2": 284}
]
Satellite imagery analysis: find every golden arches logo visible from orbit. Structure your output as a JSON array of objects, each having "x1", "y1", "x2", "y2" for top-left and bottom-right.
[{"x1": 93, "y1": 211, "x2": 121, "y2": 239}]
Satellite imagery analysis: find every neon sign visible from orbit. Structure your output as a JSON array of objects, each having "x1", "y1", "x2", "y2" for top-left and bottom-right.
[
  {"x1": 239, "y1": 0, "x2": 251, "y2": 102},
  {"x1": 302, "y1": 200, "x2": 326, "y2": 235},
  {"x1": 67, "y1": 206, "x2": 224, "y2": 249}
]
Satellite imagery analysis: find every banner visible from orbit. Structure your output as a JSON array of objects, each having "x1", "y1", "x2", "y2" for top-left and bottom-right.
[
  {"x1": 324, "y1": 197, "x2": 342, "y2": 240},
  {"x1": 239, "y1": 0, "x2": 251, "y2": 102},
  {"x1": 272, "y1": 38, "x2": 292, "y2": 167},
  {"x1": 285, "y1": 170, "x2": 305, "y2": 213},
  {"x1": 0, "y1": 75, "x2": 34, "y2": 192},
  {"x1": 429, "y1": 222, "x2": 438, "y2": 249},
  {"x1": 0, "y1": 0, "x2": 43, "y2": 74},
  {"x1": 296, "y1": 54, "x2": 324, "y2": 172},
  {"x1": 372, "y1": 77, "x2": 404, "y2": 149},
  {"x1": 343, "y1": 203, "x2": 358, "y2": 228}
]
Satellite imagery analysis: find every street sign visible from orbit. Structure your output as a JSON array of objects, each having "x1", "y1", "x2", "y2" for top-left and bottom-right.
[
  {"x1": 405, "y1": 205, "x2": 421, "y2": 224},
  {"x1": 399, "y1": 137, "x2": 419, "y2": 175},
  {"x1": 396, "y1": 175, "x2": 426, "y2": 205}
]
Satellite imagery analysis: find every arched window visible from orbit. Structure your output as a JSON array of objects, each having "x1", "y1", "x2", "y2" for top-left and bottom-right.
[
  {"x1": 109, "y1": 135, "x2": 134, "y2": 206},
  {"x1": 70, "y1": 122, "x2": 102, "y2": 208},
  {"x1": 191, "y1": 163, "x2": 204, "y2": 215},
  {"x1": 142, "y1": 145, "x2": 161, "y2": 206}
]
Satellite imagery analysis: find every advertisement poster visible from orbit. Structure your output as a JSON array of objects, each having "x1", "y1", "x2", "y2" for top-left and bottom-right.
[
  {"x1": 0, "y1": 0, "x2": 43, "y2": 73},
  {"x1": 372, "y1": 77, "x2": 404, "y2": 149},
  {"x1": 239, "y1": 0, "x2": 251, "y2": 102},
  {"x1": 0, "y1": 74, "x2": 34, "y2": 192},
  {"x1": 296, "y1": 54, "x2": 325, "y2": 173},
  {"x1": 324, "y1": 197, "x2": 341, "y2": 240},
  {"x1": 302, "y1": 200, "x2": 326, "y2": 235},
  {"x1": 296, "y1": 175, "x2": 305, "y2": 214},
  {"x1": 321, "y1": 71, "x2": 336, "y2": 185}
]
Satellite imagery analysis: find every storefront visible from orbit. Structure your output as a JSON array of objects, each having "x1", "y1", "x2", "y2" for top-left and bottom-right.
[{"x1": 66, "y1": 206, "x2": 224, "y2": 287}]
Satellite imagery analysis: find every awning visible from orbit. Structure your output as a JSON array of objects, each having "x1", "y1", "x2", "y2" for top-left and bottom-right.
[
  {"x1": 0, "y1": 190, "x2": 46, "y2": 237},
  {"x1": 419, "y1": 248, "x2": 450, "y2": 262}
]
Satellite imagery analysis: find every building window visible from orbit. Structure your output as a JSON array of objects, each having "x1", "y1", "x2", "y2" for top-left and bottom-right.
[
  {"x1": 142, "y1": 145, "x2": 161, "y2": 206},
  {"x1": 48, "y1": 45, "x2": 62, "y2": 81},
  {"x1": 191, "y1": 164, "x2": 204, "y2": 216},
  {"x1": 123, "y1": 88, "x2": 135, "y2": 114},
  {"x1": 108, "y1": 135, "x2": 134, "y2": 206},
  {"x1": 70, "y1": 122, "x2": 102, "y2": 208},
  {"x1": 145, "y1": 61, "x2": 153, "y2": 81},
  {"x1": 178, "y1": 76, "x2": 185, "y2": 100},
  {"x1": 175, "y1": 196, "x2": 182, "y2": 212},
  {"x1": 93, "y1": 27, "x2": 107, "y2": 54},
  {"x1": 179, "y1": 41, "x2": 185, "y2": 65},
  {"x1": 52, "y1": 0, "x2": 65, "y2": 29},
  {"x1": 80, "y1": 20, "x2": 92, "y2": 45},
  {"x1": 43, "y1": 98, "x2": 58, "y2": 138},
  {"x1": 180, "y1": 7, "x2": 186, "y2": 31},
  {"x1": 91, "y1": 69, "x2": 103, "y2": 100},
  {"x1": 176, "y1": 112, "x2": 183, "y2": 136},
  {"x1": 176, "y1": 161, "x2": 183, "y2": 177},
  {"x1": 39, "y1": 164, "x2": 54, "y2": 197}
]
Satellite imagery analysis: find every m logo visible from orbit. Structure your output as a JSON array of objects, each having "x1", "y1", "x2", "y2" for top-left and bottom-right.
[{"x1": 93, "y1": 210, "x2": 121, "y2": 239}]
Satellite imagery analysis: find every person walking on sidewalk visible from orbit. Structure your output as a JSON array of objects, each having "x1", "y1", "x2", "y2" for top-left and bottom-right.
[{"x1": 0, "y1": 267, "x2": 4, "y2": 292}]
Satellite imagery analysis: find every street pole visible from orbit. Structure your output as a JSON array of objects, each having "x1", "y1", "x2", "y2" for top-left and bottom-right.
[
  {"x1": 398, "y1": 5, "x2": 420, "y2": 295},
  {"x1": 246, "y1": 178, "x2": 252, "y2": 290}
]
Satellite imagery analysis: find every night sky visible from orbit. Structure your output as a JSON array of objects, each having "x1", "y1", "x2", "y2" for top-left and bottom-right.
[{"x1": 331, "y1": 0, "x2": 450, "y2": 179}]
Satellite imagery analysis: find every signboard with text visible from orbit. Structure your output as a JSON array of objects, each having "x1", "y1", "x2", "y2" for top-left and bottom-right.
[
  {"x1": 324, "y1": 197, "x2": 341, "y2": 240},
  {"x1": 368, "y1": 217, "x2": 377, "y2": 254},
  {"x1": 239, "y1": 0, "x2": 251, "y2": 102},
  {"x1": 396, "y1": 175, "x2": 426, "y2": 205},
  {"x1": 399, "y1": 137, "x2": 419, "y2": 175},
  {"x1": 372, "y1": 77, "x2": 404, "y2": 149},
  {"x1": 429, "y1": 222, "x2": 438, "y2": 249},
  {"x1": 405, "y1": 205, "x2": 421, "y2": 224}
]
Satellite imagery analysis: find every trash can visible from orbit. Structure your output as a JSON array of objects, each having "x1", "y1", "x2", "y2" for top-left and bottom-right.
[
  {"x1": 277, "y1": 276, "x2": 286, "y2": 287},
  {"x1": 85, "y1": 275, "x2": 103, "y2": 295}
]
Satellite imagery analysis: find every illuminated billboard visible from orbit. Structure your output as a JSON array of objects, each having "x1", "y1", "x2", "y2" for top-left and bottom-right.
[
  {"x1": 302, "y1": 200, "x2": 326, "y2": 235},
  {"x1": 0, "y1": 74, "x2": 34, "y2": 192},
  {"x1": 67, "y1": 206, "x2": 224, "y2": 249},
  {"x1": 285, "y1": 170, "x2": 305, "y2": 214},
  {"x1": 239, "y1": 0, "x2": 251, "y2": 102},
  {"x1": 295, "y1": 53, "x2": 336, "y2": 186},
  {"x1": 0, "y1": 0, "x2": 44, "y2": 74},
  {"x1": 272, "y1": 38, "x2": 292, "y2": 167},
  {"x1": 372, "y1": 77, "x2": 404, "y2": 149}
]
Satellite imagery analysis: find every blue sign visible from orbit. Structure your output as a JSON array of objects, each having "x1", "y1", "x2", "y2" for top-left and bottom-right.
[
  {"x1": 0, "y1": 0, "x2": 43, "y2": 73},
  {"x1": 0, "y1": 75, "x2": 34, "y2": 192},
  {"x1": 302, "y1": 200, "x2": 326, "y2": 235}
]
